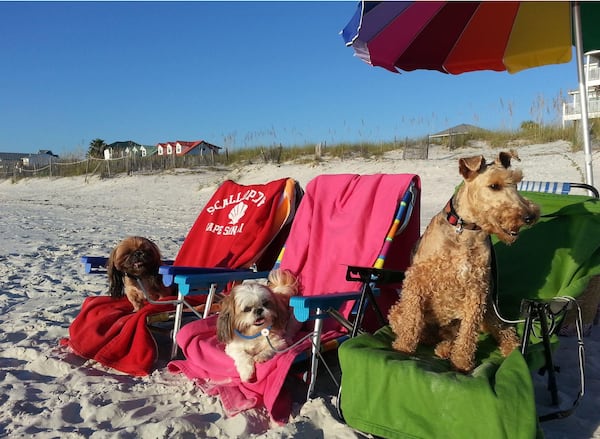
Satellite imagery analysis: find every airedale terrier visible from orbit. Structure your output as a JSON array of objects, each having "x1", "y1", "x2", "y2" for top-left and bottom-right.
[{"x1": 388, "y1": 150, "x2": 539, "y2": 372}]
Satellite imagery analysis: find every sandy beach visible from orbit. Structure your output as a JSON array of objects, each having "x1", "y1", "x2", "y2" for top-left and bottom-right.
[{"x1": 1, "y1": 141, "x2": 599, "y2": 438}]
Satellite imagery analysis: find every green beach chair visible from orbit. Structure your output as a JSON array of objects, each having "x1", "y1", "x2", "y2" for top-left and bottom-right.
[{"x1": 336, "y1": 182, "x2": 600, "y2": 438}]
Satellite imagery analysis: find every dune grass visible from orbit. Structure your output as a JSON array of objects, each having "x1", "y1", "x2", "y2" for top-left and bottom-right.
[{"x1": 3, "y1": 122, "x2": 592, "y2": 182}]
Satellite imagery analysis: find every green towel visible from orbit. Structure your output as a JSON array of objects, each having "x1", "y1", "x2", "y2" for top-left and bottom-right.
[{"x1": 339, "y1": 326, "x2": 539, "y2": 439}]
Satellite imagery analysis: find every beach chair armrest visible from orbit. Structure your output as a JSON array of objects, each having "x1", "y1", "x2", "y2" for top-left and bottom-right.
[
  {"x1": 159, "y1": 265, "x2": 233, "y2": 287},
  {"x1": 173, "y1": 269, "x2": 270, "y2": 296},
  {"x1": 81, "y1": 256, "x2": 173, "y2": 275},
  {"x1": 290, "y1": 292, "x2": 365, "y2": 322},
  {"x1": 80, "y1": 256, "x2": 108, "y2": 274},
  {"x1": 346, "y1": 265, "x2": 405, "y2": 285}
]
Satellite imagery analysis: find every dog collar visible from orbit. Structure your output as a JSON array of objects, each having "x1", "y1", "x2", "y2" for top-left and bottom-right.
[
  {"x1": 444, "y1": 198, "x2": 481, "y2": 233},
  {"x1": 234, "y1": 326, "x2": 272, "y2": 340}
]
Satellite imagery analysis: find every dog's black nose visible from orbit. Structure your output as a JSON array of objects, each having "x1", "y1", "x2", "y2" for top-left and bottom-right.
[
  {"x1": 255, "y1": 308, "x2": 264, "y2": 316},
  {"x1": 524, "y1": 214, "x2": 536, "y2": 224}
]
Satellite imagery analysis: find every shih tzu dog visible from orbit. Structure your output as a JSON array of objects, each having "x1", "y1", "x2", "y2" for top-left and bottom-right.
[
  {"x1": 217, "y1": 268, "x2": 299, "y2": 382},
  {"x1": 107, "y1": 236, "x2": 173, "y2": 311}
]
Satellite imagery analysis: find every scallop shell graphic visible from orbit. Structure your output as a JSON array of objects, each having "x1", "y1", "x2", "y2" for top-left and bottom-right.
[{"x1": 228, "y1": 202, "x2": 248, "y2": 224}]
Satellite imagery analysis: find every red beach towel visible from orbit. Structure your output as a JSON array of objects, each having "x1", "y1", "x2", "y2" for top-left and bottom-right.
[
  {"x1": 61, "y1": 295, "x2": 185, "y2": 376},
  {"x1": 175, "y1": 178, "x2": 291, "y2": 270}
]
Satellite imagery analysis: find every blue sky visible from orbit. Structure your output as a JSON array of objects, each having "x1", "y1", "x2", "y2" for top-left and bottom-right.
[{"x1": 1, "y1": 1, "x2": 580, "y2": 155}]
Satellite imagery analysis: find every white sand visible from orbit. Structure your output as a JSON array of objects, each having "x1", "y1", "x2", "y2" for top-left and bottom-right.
[{"x1": 0, "y1": 141, "x2": 599, "y2": 438}]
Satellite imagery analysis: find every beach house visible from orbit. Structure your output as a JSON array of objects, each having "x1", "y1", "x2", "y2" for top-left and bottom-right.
[{"x1": 562, "y1": 50, "x2": 600, "y2": 127}]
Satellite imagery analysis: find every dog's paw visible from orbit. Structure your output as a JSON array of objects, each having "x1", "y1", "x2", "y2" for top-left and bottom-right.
[
  {"x1": 237, "y1": 361, "x2": 256, "y2": 382},
  {"x1": 434, "y1": 340, "x2": 452, "y2": 359},
  {"x1": 391, "y1": 338, "x2": 416, "y2": 354},
  {"x1": 126, "y1": 289, "x2": 146, "y2": 312},
  {"x1": 498, "y1": 328, "x2": 521, "y2": 357},
  {"x1": 270, "y1": 335, "x2": 288, "y2": 352},
  {"x1": 129, "y1": 297, "x2": 145, "y2": 312},
  {"x1": 254, "y1": 351, "x2": 276, "y2": 364},
  {"x1": 450, "y1": 352, "x2": 474, "y2": 373}
]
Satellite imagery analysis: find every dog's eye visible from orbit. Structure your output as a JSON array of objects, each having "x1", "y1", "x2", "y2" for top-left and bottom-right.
[
  {"x1": 489, "y1": 184, "x2": 501, "y2": 191},
  {"x1": 243, "y1": 306, "x2": 252, "y2": 313},
  {"x1": 263, "y1": 300, "x2": 271, "y2": 308}
]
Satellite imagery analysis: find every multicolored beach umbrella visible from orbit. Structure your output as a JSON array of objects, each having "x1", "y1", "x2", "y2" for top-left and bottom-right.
[
  {"x1": 341, "y1": 1, "x2": 600, "y2": 185},
  {"x1": 342, "y1": 1, "x2": 600, "y2": 74}
]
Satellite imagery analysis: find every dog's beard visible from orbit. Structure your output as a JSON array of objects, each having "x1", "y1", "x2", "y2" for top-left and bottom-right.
[
  {"x1": 233, "y1": 304, "x2": 276, "y2": 337},
  {"x1": 219, "y1": 282, "x2": 291, "y2": 381},
  {"x1": 120, "y1": 249, "x2": 160, "y2": 279}
]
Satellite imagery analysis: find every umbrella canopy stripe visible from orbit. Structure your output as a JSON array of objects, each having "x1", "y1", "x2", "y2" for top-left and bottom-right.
[
  {"x1": 367, "y1": 2, "x2": 445, "y2": 72},
  {"x1": 394, "y1": 2, "x2": 481, "y2": 72},
  {"x1": 444, "y1": 2, "x2": 520, "y2": 74},
  {"x1": 504, "y1": 2, "x2": 572, "y2": 73}
]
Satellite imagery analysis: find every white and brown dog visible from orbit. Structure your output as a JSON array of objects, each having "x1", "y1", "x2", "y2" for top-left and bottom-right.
[
  {"x1": 217, "y1": 268, "x2": 299, "y2": 382},
  {"x1": 107, "y1": 236, "x2": 173, "y2": 311}
]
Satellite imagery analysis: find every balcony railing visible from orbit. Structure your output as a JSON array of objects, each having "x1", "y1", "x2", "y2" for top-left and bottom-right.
[
  {"x1": 563, "y1": 98, "x2": 600, "y2": 118},
  {"x1": 561, "y1": 58, "x2": 600, "y2": 122}
]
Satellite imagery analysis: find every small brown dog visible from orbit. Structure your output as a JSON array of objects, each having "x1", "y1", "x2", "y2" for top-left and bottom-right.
[
  {"x1": 217, "y1": 268, "x2": 299, "y2": 381},
  {"x1": 388, "y1": 150, "x2": 539, "y2": 372},
  {"x1": 107, "y1": 236, "x2": 173, "y2": 311}
]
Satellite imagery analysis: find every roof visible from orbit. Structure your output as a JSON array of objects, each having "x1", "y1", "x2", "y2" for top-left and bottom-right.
[
  {"x1": 141, "y1": 145, "x2": 158, "y2": 155},
  {"x1": 106, "y1": 140, "x2": 143, "y2": 150},
  {"x1": 0, "y1": 150, "x2": 59, "y2": 165},
  {"x1": 0, "y1": 152, "x2": 29, "y2": 162},
  {"x1": 156, "y1": 140, "x2": 223, "y2": 155},
  {"x1": 429, "y1": 124, "x2": 484, "y2": 139}
]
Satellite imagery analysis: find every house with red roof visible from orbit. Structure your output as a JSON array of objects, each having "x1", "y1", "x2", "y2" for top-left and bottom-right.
[{"x1": 156, "y1": 140, "x2": 222, "y2": 156}]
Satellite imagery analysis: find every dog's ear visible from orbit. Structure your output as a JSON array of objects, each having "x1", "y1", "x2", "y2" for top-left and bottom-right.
[
  {"x1": 268, "y1": 268, "x2": 299, "y2": 297},
  {"x1": 272, "y1": 294, "x2": 290, "y2": 332},
  {"x1": 497, "y1": 150, "x2": 520, "y2": 169},
  {"x1": 217, "y1": 294, "x2": 235, "y2": 343},
  {"x1": 107, "y1": 247, "x2": 124, "y2": 298},
  {"x1": 458, "y1": 155, "x2": 485, "y2": 181},
  {"x1": 145, "y1": 238, "x2": 163, "y2": 268}
]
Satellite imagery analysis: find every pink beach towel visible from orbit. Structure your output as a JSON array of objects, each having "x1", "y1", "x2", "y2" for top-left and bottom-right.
[
  {"x1": 280, "y1": 174, "x2": 420, "y2": 328},
  {"x1": 168, "y1": 316, "x2": 323, "y2": 423},
  {"x1": 167, "y1": 174, "x2": 421, "y2": 422}
]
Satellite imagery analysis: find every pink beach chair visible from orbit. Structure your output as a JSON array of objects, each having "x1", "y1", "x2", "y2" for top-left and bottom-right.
[{"x1": 166, "y1": 173, "x2": 421, "y2": 423}]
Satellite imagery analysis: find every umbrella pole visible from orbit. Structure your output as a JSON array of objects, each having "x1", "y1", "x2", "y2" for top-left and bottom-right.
[{"x1": 573, "y1": 1, "x2": 595, "y2": 188}]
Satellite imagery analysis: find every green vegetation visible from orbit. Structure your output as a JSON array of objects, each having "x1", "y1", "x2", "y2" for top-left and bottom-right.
[
  {"x1": 2, "y1": 123, "x2": 591, "y2": 182},
  {"x1": 435, "y1": 122, "x2": 581, "y2": 150}
]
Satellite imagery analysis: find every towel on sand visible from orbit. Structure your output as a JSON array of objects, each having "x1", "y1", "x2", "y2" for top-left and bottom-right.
[
  {"x1": 168, "y1": 316, "x2": 325, "y2": 424},
  {"x1": 61, "y1": 295, "x2": 199, "y2": 376}
]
